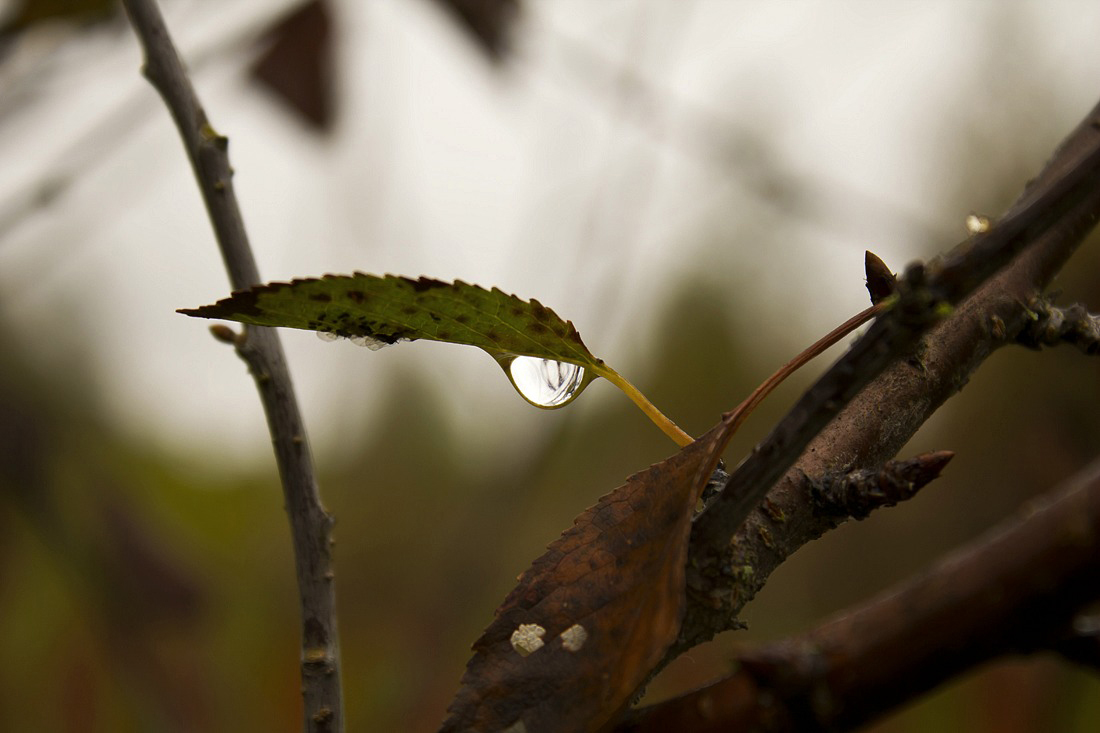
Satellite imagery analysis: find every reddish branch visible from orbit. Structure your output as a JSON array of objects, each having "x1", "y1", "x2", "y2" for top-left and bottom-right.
[
  {"x1": 120, "y1": 2, "x2": 342, "y2": 731},
  {"x1": 617, "y1": 457, "x2": 1100, "y2": 732},
  {"x1": 680, "y1": 97, "x2": 1100, "y2": 650}
]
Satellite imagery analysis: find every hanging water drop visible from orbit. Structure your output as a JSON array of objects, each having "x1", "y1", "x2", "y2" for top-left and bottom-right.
[
  {"x1": 316, "y1": 330, "x2": 394, "y2": 350},
  {"x1": 497, "y1": 354, "x2": 592, "y2": 409},
  {"x1": 349, "y1": 334, "x2": 390, "y2": 351}
]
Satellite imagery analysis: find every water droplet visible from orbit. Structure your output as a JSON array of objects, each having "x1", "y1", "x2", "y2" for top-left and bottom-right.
[
  {"x1": 965, "y1": 213, "x2": 991, "y2": 233},
  {"x1": 495, "y1": 354, "x2": 592, "y2": 408},
  {"x1": 349, "y1": 335, "x2": 389, "y2": 351},
  {"x1": 316, "y1": 331, "x2": 394, "y2": 351}
]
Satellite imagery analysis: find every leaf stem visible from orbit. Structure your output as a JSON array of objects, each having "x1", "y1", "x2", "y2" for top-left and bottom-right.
[
  {"x1": 597, "y1": 365, "x2": 695, "y2": 447},
  {"x1": 724, "y1": 299, "x2": 891, "y2": 436},
  {"x1": 598, "y1": 299, "x2": 892, "y2": 450}
]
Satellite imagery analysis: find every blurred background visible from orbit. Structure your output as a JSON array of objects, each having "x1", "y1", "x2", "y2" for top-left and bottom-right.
[{"x1": 1, "y1": 0, "x2": 1099, "y2": 730}]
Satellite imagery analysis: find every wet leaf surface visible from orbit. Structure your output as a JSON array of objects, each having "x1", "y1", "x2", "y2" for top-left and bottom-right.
[
  {"x1": 180, "y1": 274, "x2": 603, "y2": 370},
  {"x1": 439, "y1": 416, "x2": 733, "y2": 733}
]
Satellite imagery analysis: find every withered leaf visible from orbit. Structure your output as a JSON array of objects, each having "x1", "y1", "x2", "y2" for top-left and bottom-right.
[
  {"x1": 439, "y1": 417, "x2": 733, "y2": 733},
  {"x1": 250, "y1": 0, "x2": 334, "y2": 130},
  {"x1": 431, "y1": 0, "x2": 520, "y2": 62}
]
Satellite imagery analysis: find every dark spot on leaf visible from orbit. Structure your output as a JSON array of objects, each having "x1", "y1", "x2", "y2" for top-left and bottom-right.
[
  {"x1": 347, "y1": 290, "x2": 366, "y2": 304},
  {"x1": 403, "y1": 276, "x2": 449, "y2": 293},
  {"x1": 455, "y1": 314, "x2": 470, "y2": 325},
  {"x1": 528, "y1": 323, "x2": 549, "y2": 335},
  {"x1": 309, "y1": 293, "x2": 332, "y2": 303},
  {"x1": 402, "y1": 305, "x2": 418, "y2": 315},
  {"x1": 438, "y1": 330, "x2": 453, "y2": 340}
]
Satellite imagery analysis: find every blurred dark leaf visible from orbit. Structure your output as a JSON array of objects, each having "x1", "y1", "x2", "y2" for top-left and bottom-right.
[
  {"x1": 0, "y1": 0, "x2": 117, "y2": 37},
  {"x1": 430, "y1": 0, "x2": 519, "y2": 62},
  {"x1": 98, "y1": 490, "x2": 205, "y2": 625},
  {"x1": 250, "y1": 0, "x2": 334, "y2": 131},
  {"x1": 439, "y1": 417, "x2": 731, "y2": 733}
]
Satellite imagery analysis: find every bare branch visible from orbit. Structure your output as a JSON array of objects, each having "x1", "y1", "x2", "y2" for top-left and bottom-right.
[
  {"x1": 620, "y1": 457, "x2": 1100, "y2": 733},
  {"x1": 120, "y1": 2, "x2": 342, "y2": 730},
  {"x1": 682, "y1": 97, "x2": 1100, "y2": 649}
]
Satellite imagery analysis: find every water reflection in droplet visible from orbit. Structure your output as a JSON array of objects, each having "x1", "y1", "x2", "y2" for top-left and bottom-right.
[{"x1": 501, "y1": 355, "x2": 589, "y2": 408}]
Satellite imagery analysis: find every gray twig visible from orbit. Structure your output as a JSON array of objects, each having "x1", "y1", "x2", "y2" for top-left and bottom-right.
[{"x1": 120, "y1": 2, "x2": 342, "y2": 731}]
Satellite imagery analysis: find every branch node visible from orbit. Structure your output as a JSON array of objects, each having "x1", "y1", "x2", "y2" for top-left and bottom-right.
[{"x1": 809, "y1": 451, "x2": 954, "y2": 521}]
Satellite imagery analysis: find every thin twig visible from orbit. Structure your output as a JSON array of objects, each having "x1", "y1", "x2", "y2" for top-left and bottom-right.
[
  {"x1": 120, "y1": 2, "x2": 343, "y2": 731},
  {"x1": 621, "y1": 455, "x2": 1100, "y2": 732}
]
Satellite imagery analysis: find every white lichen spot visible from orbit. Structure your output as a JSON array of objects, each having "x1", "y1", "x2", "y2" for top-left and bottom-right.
[
  {"x1": 559, "y1": 623, "x2": 588, "y2": 652},
  {"x1": 510, "y1": 623, "x2": 546, "y2": 657},
  {"x1": 965, "y1": 213, "x2": 991, "y2": 234}
]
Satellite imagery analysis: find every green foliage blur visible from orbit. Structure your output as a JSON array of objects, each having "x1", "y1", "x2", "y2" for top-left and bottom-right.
[{"x1": 2, "y1": 4, "x2": 1099, "y2": 733}]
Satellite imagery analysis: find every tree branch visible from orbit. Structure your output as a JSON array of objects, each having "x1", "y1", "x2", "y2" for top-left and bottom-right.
[
  {"x1": 619, "y1": 456, "x2": 1100, "y2": 732},
  {"x1": 120, "y1": 2, "x2": 342, "y2": 731},
  {"x1": 681, "y1": 97, "x2": 1100, "y2": 650}
]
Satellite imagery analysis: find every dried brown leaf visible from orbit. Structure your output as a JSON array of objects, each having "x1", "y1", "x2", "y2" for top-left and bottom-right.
[
  {"x1": 250, "y1": 0, "x2": 334, "y2": 130},
  {"x1": 440, "y1": 417, "x2": 732, "y2": 733}
]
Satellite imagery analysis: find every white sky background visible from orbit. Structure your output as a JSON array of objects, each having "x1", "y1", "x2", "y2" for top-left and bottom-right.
[{"x1": 1, "y1": 0, "x2": 1099, "y2": 471}]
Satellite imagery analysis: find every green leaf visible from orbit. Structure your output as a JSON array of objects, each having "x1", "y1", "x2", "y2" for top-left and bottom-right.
[{"x1": 179, "y1": 274, "x2": 604, "y2": 369}]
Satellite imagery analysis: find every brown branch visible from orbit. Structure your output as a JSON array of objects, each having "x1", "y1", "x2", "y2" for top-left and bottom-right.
[
  {"x1": 806, "y1": 450, "x2": 954, "y2": 522},
  {"x1": 120, "y1": 2, "x2": 342, "y2": 731},
  {"x1": 680, "y1": 97, "x2": 1100, "y2": 650},
  {"x1": 618, "y1": 456, "x2": 1100, "y2": 732},
  {"x1": 1046, "y1": 615, "x2": 1100, "y2": 672}
]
